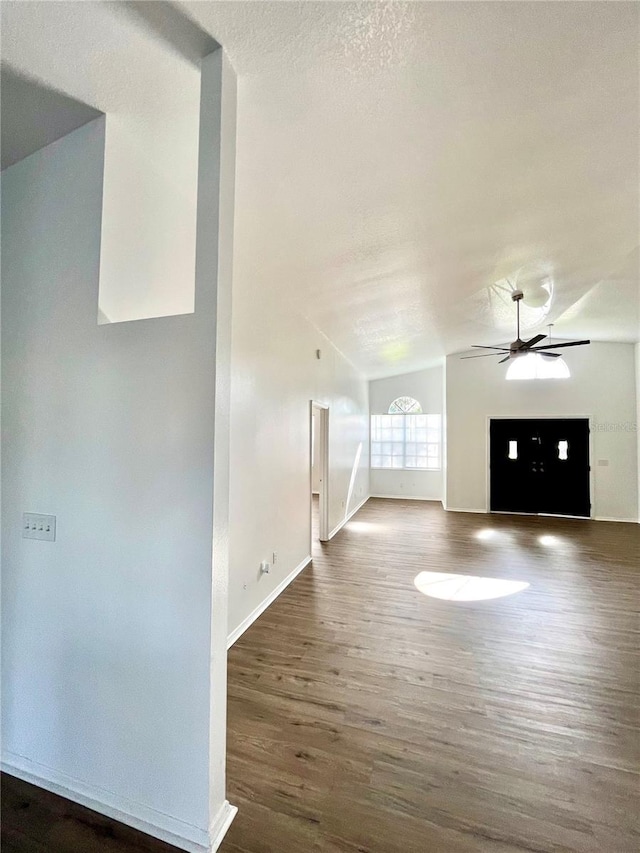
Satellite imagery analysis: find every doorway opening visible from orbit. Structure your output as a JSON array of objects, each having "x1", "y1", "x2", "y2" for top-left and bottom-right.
[
  {"x1": 310, "y1": 402, "x2": 329, "y2": 545},
  {"x1": 489, "y1": 417, "x2": 591, "y2": 517}
]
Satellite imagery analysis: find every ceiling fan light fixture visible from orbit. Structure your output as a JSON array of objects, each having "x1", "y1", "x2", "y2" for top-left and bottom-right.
[
  {"x1": 506, "y1": 352, "x2": 570, "y2": 381},
  {"x1": 521, "y1": 280, "x2": 552, "y2": 309}
]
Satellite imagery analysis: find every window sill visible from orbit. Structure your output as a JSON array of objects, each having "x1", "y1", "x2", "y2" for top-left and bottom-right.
[{"x1": 371, "y1": 466, "x2": 442, "y2": 472}]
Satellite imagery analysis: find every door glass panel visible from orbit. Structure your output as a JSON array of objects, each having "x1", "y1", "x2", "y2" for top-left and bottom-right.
[
  {"x1": 558, "y1": 440, "x2": 569, "y2": 461},
  {"x1": 508, "y1": 440, "x2": 518, "y2": 460}
]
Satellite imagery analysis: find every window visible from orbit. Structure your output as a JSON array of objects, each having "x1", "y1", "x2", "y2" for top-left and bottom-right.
[
  {"x1": 558, "y1": 440, "x2": 568, "y2": 461},
  {"x1": 371, "y1": 399, "x2": 441, "y2": 470},
  {"x1": 508, "y1": 440, "x2": 518, "y2": 460}
]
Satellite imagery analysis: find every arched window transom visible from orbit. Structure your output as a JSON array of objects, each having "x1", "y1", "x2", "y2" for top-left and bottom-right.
[{"x1": 388, "y1": 396, "x2": 422, "y2": 414}]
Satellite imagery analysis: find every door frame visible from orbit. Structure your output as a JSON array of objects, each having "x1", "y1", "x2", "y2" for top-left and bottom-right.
[
  {"x1": 310, "y1": 401, "x2": 330, "y2": 543},
  {"x1": 486, "y1": 414, "x2": 594, "y2": 518}
]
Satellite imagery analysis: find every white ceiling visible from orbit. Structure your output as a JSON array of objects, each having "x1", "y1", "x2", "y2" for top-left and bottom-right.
[{"x1": 3, "y1": 1, "x2": 638, "y2": 378}]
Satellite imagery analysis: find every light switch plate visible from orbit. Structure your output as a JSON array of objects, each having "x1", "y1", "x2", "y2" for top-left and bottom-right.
[{"x1": 23, "y1": 513, "x2": 56, "y2": 541}]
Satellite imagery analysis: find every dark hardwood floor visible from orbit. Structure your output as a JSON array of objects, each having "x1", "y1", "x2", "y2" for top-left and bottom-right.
[
  {"x1": 3, "y1": 499, "x2": 639, "y2": 852},
  {"x1": 222, "y1": 499, "x2": 640, "y2": 853},
  {"x1": 1, "y1": 774, "x2": 178, "y2": 853}
]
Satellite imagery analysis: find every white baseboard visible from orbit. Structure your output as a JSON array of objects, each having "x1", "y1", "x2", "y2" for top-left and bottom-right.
[
  {"x1": 443, "y1": 509, "x2": 636, "y2": 524},
  {"x1": 327, "y1": 494, "x2": 369, "y2": 539},
  {"x1": 210, "y1": 800, "x2": 238, "y2": 852},
  {"x1": 594, "y1": 516, "x2": 638, "y2": 523},
  {"x1": 1, "y1": 751, "x2": 229, "y2": 853},
  {"x1": 227, "y1": 554, "x2": 312, "y2": 649},
  {"x1": 444, "y1": 506, "x2": 488, "y2": 514},
  {"x1": 370, "y1": 494, "x2": 442, "y2": 502}
]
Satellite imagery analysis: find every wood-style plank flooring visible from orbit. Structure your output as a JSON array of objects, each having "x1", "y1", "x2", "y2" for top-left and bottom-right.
[
  {"x1": 3, "y1": 499, "x2": 639, "y2": 853},
  {"x1": 221, "y1": 499, "x2": 640, "y2": 853}
]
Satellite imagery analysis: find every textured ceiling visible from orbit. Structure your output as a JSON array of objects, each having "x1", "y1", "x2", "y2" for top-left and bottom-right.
[
  {"x1": 186, "y1": 0, "x2": 640, "y2": 377},
  {"x1": 2, "y1": 1, "x2": 638, "y2": 378}
]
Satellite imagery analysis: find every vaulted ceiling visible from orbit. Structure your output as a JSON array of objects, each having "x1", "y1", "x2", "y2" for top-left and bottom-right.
[{"x1": 3, "y1": 1, "x2": 638, "y2": 378}]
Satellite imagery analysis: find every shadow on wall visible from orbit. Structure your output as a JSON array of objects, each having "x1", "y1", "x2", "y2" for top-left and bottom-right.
[
  {"x1": 1, "y1": 65, "x2": 103, "y2": 170},
  {"x1": 112, "y1": 1, "x2": 219, "y2": 65}
]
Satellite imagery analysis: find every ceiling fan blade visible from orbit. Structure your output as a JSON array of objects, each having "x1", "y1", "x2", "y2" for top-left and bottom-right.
[
  {"x1": 523, "y1": 333, "x2": 546, "y2": 347},
  {"x1": 471, "y1": 345, "x2": 512, "y2": 352},
  {"x1": 498, "y1": 355, "x2": 511, "y2": 364},
  {"x1": 460, "y1": 353, "x2": 505, "y2": 359},
  {"x1": 531, "y1": 340, "x2": 590, "y2": 351},
  {"x1": 538, "y1": 352, "x2": 562, "y2": 359}
]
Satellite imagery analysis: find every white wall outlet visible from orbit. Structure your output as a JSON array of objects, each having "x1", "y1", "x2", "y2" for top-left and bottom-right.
[
  {"x1": 23, "y1": 513, "x2": 56, "y2": 541},
  {"x1": 260, "y1": 560, "x2": 270, "y2": 574}
]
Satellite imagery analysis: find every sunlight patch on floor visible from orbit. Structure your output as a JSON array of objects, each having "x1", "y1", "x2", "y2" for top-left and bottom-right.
[
  {"x1": 346, "y1": 520, "x2": 384, "y2": 533},
  {"x1": 414, "y1": 571, "x2": 529, "y2": 601},
  {"x1": 475, "y1": 528, "x2": 497, "y2": 540}
]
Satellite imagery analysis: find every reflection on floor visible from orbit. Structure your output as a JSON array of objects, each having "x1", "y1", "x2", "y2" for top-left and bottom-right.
[{"x1": 221, "y1": 498, "x2": 640, "y2": 853}]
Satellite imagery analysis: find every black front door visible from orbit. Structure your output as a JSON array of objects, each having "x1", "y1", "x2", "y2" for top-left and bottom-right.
[{"x1": 490, "y1": 418, "x2": 590, "y2": 517}]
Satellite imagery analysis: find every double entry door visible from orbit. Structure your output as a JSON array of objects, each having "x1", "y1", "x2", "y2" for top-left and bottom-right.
[{"x1": 489, "y1": 418, "x2": 590, "y2": 517}]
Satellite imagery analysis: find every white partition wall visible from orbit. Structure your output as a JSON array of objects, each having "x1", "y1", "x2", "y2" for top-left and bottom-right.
[{"x1": 1, "y1": 48, "x2": 237, "y2": 853}]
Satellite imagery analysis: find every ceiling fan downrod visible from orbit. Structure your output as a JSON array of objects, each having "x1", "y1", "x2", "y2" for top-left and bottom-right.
[{"x1": 511, "y1": 289, "x2": 524, "y2": 343}]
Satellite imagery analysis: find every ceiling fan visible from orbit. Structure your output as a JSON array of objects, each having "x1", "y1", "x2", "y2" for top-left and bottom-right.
[{"x1": 461, "y1": 290, "x2": 590, "y2": 363}]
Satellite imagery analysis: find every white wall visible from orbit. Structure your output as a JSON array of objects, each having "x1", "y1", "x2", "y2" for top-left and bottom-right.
[
  {"x1": 98, "y1": 108, "x2": 199, "y2": 324},
  {"x1": 1, "y1": 49, "x2": 236, "y2": 853},
  {"x1": 227, "y1": 313, "x2": 369, "y2": 640},
  {"x1": 1, "y1": 0, "x2": 203, "y2": 326},
  {"x1": 636, "y1": 343, "x2": 640, "y2": 522},
  {"x1": 446, "y1": 343, "x2": 638, "y2": 521},
  {"x1": 369, "y1": 365, "x2": 444, "y2": 501}
]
